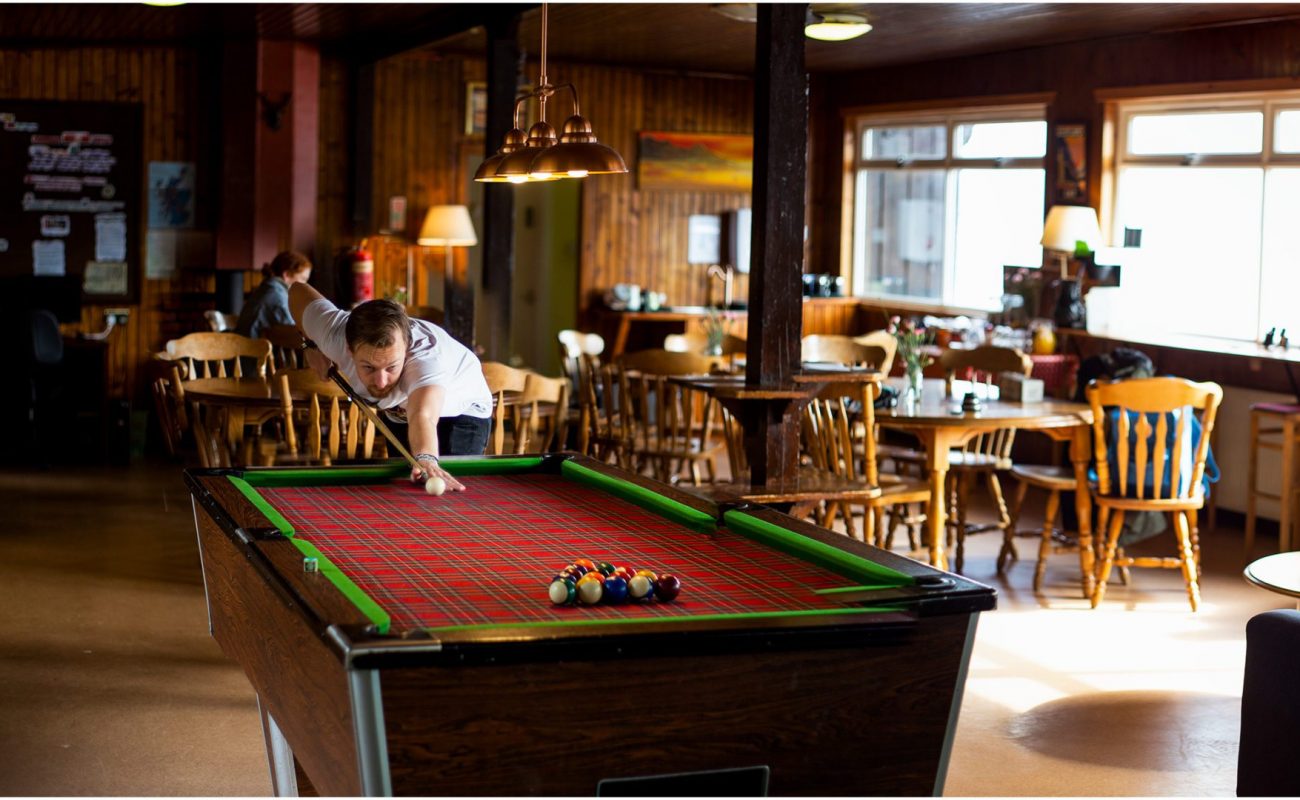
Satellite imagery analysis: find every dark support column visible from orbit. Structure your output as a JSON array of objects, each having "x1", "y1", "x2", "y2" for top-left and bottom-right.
[
  {"x1": 743, "y1": 3, "x2": 808, "y2": 484},
  {"x1": 479, "y1": 15, "x2": 521, "y2": 359}
]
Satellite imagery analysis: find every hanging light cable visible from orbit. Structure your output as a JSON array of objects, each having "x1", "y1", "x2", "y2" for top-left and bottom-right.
[{"x1": 475, "y1": 2, "x2": 627, "y2": 183}]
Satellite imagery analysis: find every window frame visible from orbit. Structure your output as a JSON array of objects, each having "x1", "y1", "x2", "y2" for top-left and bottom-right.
[{"x1": 846, "y1": 103, "x2": 1048, "y2": 309}]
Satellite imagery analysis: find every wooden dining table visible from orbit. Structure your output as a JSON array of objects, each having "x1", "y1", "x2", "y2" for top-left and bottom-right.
[
  {"x1": 182, "y1": 375, "x2": 306, "y2": 467},
  {"x1": 878, "y1": 378, "x2": 1095, "y2": 590}
]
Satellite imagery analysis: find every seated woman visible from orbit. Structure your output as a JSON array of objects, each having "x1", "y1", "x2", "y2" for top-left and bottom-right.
[{"x1": 235, "y1": 251, "x2": 313, "y2": 339}]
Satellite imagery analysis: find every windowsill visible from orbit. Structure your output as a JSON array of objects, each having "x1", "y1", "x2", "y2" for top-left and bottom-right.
[
  {"x1": 851, "y1": 294, "x2": 996, "y2": 318},
  {"x1": 1061, "y1": 327, "x2": 1300, "y2": 364}
]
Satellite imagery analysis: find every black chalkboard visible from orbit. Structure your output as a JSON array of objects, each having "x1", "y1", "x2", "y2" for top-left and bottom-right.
[{"x1": 0, "y1": 100, "x2": 143, "y2": 305}]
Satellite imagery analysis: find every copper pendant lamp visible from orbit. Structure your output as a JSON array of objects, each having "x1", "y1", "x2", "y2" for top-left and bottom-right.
[{"x1": 475, "y1": 2, "x2": 627, "y2": 183}]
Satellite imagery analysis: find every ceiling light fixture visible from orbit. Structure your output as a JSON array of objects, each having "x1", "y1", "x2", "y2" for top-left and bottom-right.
[
  {"x1": 474, "y1": 2, "x2": 627, "y2": 184},
  {"x1": 804, "y1": 11, "x2": 872, "y2": 41}
]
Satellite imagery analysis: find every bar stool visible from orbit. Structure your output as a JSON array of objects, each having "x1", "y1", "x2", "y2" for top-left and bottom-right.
[{"x1": 1246, "y1": 403, "x2": 1300, "y2": 554}]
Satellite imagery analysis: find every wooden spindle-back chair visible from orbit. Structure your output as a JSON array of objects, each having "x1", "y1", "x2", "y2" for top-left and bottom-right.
[
  {"x1": 1087, "y1": 376, "x2": 1223, "y2": 611},
  {"x1": 274, "y1": 369, "x2": 383, "y2": 465},
  {"x1": 615, "y1": 349, "x2": 725, "y2": 484},
  {"x1": 937, "y1": 345, "x2": 1034, "y2": 571},
  {"x1": 801, "y1": 335, "x2": 887, "y2": 370},
  {"x1": 852, "y1": 330, "x2": 899, "y2": 375},
  {"x1": 481, "y1": 362, "x2": 531, "y2": 456},
  {"x1": 165, "y1": 332, "x2": 272, "y2": 379},
  {"x1": 510, "y1": 373, "x2": 571, "y2": 453},
  {"x1": 801, "y1": 380, "x2": 931, "y2": 544},
  {"x1": 261, "y1": 324, "x2": 307, "y2": 372}
]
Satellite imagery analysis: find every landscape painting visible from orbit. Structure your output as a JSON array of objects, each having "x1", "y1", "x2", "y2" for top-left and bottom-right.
[{"x1": 638, "y1": 131, "x2": 753, "y2": 191}]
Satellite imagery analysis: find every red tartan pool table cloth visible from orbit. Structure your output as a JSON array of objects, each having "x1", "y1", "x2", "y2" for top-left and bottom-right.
[{"x1": 257, "y1": 473, "x2": 864, "y2": 630}]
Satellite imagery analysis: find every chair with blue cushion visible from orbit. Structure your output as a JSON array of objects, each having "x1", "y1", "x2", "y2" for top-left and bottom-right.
[{"x1": 1086, "y1": 376, "x2": 1223, "y2": 611}]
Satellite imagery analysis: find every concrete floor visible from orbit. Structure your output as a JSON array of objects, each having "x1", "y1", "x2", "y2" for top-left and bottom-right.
[{"x1": 0, "y1": 457, "x2": 1287, "y2": 795}]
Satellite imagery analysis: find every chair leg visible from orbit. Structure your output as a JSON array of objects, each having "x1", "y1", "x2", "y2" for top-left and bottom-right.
[
  {"x1": 1092, "y1": 509, "x2": 1126, "y2": 609},
  {"x1": 993, "y1": 473, "x2": 1020, "y2": 573},
  {"x1": 1188, "y1": 507, "x2": 1201, "y2": 577},
  {"x1": 954, "y1": 473, "x2": 973, "y2": 573},
  {"x1": 872, "y1": 506, "x2": 886, "y2": 548},
  {"x1": 1173, "y1": 510, "x2": 1201, "y2": 612},
  {"x1": 862, "y1": 502, "x2": 875, "y2": 544},
  {"x1": 1033, "y1": 489, "x2": 1060, "y2": 593},
  {"x1": 998, "y1": 478, "x2": 1029, "y2": 572}
]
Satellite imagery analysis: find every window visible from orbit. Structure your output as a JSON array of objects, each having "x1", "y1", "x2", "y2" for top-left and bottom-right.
[
  {"x1": 849, "y1": 106, "x2": 1046, "y2": 309},
  {"x1": 1113, "y1": 92, "x2": 1300, "y2": 341}
]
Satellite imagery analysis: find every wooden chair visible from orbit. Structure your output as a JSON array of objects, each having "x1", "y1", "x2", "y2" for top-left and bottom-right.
[
  {"x1": 940, "y1": 346, "x2": 1033, "y2": 572},
  {"x1": 150, "y1": 367, "x2": 186, "y2": 458},
  {"x1": 165, "y1": 332, "x2": 272, "y2": 379},
  {"x1": 558, "y1": 330, "x2": 606, "y2": 450},
  {"x1": 577, "y1": 356, "x2": 634, "y2": 466},
  {"x1": 273, "y1": 369, "x2": 382, "y2": 465},
  {"x1": 261, "y1": 324, "x2": 306, "y2": 372},
  {"x1": 852, "y1": 330, "x2": 898, "y2": 375},
  {"x1": 481, "y1": 361, "x2": 531, "y2": 456},
  {"x1": 801, "y1": 380, "x2": 931, "y2": 544},
  {"x1": 801, "y1": 335, "x2": 887, "y2": 369},
  {"x1": 615, "y1": 349, "x2": 725, "y2": 484},
  {"x1": 1002, "y1": 464, "x2": 1085, "y2": 593},
  {"x1": 204, "y1": 310, "x2": 237, "y2": 332},
  {"x1": 664, "y1": 332, "x2": 747, "y2": 368},
  {"x1": 1087, "y1": 376, "x2": 1223, "y2": 611},
  {"x1": 509, "y1": 373, "x2": 571, "y2": 453}
]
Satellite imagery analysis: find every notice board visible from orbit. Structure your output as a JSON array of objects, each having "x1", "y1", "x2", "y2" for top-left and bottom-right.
[{"x1": 0, "y1": 100, "x2": 143, "y2": 304}]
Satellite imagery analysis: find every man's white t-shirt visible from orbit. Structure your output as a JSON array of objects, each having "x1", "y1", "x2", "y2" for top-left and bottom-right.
[{"x1": 301, "y1": 298, "x2": 492, "y2": 421}]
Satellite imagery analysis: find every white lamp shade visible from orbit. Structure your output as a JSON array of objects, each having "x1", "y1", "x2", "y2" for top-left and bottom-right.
[
  {"x1": 1041, "y1": 205, "x2": 1103, "y2": 253},
  {"x1": 417, "y1": 205, "x2": 477, "y2": 246}
]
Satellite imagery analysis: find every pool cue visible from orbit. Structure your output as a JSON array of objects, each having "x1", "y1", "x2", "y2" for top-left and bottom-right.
[{"x1": 301, "y1": 340, "x2": 427, "y2": 477}]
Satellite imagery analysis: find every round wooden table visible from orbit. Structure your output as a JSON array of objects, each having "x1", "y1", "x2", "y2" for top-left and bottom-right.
[
  {"x1": 878, "y1": 378, "x2": 1095, "y2": 589},
  {"x1": 1245, "y1": 552, "x2": 1300, "y2": 607}
]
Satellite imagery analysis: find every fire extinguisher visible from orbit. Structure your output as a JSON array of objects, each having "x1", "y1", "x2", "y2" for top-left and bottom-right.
[{"x1": 348, "y1": 241, "x2": 374, "y2": 307}]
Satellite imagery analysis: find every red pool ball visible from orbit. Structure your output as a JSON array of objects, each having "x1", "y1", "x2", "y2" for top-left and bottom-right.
[{"x1": 654, "y1": 574, "x2": 681, "y2": 602}]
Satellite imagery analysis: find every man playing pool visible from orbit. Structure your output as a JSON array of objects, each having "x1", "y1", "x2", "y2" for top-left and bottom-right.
[{"x1": 290, "y1": 283, "x2": 493, "y2": 492}]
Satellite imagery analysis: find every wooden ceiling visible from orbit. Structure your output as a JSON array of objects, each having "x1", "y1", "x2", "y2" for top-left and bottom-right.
[
  {"x1": 429, "y1": 2, "x2": 1300, "y2": 74},
  {"x1": 4, "y1": 2, "x2": 1300, "y2": 74}
]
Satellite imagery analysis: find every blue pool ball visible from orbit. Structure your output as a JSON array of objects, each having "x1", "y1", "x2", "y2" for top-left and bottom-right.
[{"x1": 603, "y1": 575, "x2": 629, "y2": 603}]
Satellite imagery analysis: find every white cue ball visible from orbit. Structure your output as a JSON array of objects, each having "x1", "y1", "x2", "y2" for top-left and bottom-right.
[{"x1": 424, "y1": 476, "x2": 446, "y2": 496}]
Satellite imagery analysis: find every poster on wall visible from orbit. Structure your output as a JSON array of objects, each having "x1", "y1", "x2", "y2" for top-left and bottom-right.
[
  {"x1": 1054, "y1": 123, "x2": 1087, "y2": 203},
  {"x1": 148, "y1": 161, "x2": 195, "y2": 229},
  {"x1": 0, "y1": 100, "x2": 143, "y2": 304}
]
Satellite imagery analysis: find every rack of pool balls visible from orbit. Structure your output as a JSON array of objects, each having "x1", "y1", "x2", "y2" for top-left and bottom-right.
[{"x1": 547, "y1": 559, "x2": 681, "y2": 606}]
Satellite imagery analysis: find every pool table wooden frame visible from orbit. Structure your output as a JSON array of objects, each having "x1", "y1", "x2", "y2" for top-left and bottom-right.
[{"x1": 186, "y1": 454, "x2": 995, "y2": 796}]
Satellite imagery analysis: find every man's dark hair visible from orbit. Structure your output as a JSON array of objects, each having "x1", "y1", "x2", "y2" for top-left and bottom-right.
[{"x1": 346, "y1": 300, "x2": 412, "y2": 350}]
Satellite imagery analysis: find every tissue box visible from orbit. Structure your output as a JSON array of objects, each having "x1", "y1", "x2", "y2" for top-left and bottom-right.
[{"x1": 997, "y1": 373, "x2": 1044, "y2": 403}]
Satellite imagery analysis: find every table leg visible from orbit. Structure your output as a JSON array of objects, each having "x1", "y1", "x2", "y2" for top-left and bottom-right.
[
  {"x1": 257, "y1": 695, "x2": 300, "y2": 797},
  {"x1": 1070, "y1": 424, "x2": 1096, "y2": 599},
  {"x1": 924, "y1": 429, "x2": 956, "y2": 571}
]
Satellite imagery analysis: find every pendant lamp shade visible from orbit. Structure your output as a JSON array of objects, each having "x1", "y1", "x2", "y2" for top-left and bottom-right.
[
  {"x1": 528, "y1": 114, "x2": 629, "y2": 178},
  {"x1": 495, "y1": 121, "x2": 561, "y2": 182}
]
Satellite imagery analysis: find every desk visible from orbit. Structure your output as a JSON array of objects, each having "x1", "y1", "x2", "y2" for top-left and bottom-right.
[
  {"x1": 878, "y1": 379, "x2": 1095, "y2": 586},
  {"x1": 183, "y1": 376, "x2": 304, "y2": 467},
  {"x1": 1245, "y1": 552, "x2": 1300, "y2": 607},
  {"x1": 186, "y1": 454, "x2": 994, "y2": 796}
]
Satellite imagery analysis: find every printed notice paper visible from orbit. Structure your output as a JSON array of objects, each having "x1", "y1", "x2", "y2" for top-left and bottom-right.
[{"x1": 32, "y1": 238, "x2": 65, "y2": 276}]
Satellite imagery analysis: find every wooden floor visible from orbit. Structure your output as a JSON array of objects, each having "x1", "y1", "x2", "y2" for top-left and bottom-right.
[{"x1": 0, "y1": 457, "x2": 1287, "y2": 795}]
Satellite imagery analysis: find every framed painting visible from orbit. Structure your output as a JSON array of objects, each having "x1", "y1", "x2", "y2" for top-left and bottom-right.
[
  {"x1": 465, "y1": 82, "x2": 487, "y2": 136},
  {"x1": 1054, "y1": 123, "x2": 1087, "y2": 203},
  {"x1": 637, "y1": 131, "x2": 752, "y2": 191}
]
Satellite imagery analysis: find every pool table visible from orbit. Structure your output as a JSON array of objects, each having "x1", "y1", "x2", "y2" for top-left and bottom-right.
[{"x1": 185, "y1": 454, "x2": 995, "y2": 796}]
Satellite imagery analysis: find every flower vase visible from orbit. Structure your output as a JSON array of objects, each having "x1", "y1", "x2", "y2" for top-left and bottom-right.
[{"x1": 905, "y1": 366, "x2": 924, "y2": 404}]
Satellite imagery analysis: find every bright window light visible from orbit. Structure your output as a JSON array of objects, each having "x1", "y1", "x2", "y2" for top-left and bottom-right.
[{"x1": 1128, "y1": 111, "x2": 1263, "y2": 155}]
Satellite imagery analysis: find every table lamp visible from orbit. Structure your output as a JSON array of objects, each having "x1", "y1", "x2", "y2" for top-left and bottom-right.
[
  {"x1": 1040, "y1": 204, "x2": 1103, "y2": 279},
  {"x1": 417, "y1": 205, "x2": 478, "y2": 308}
]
